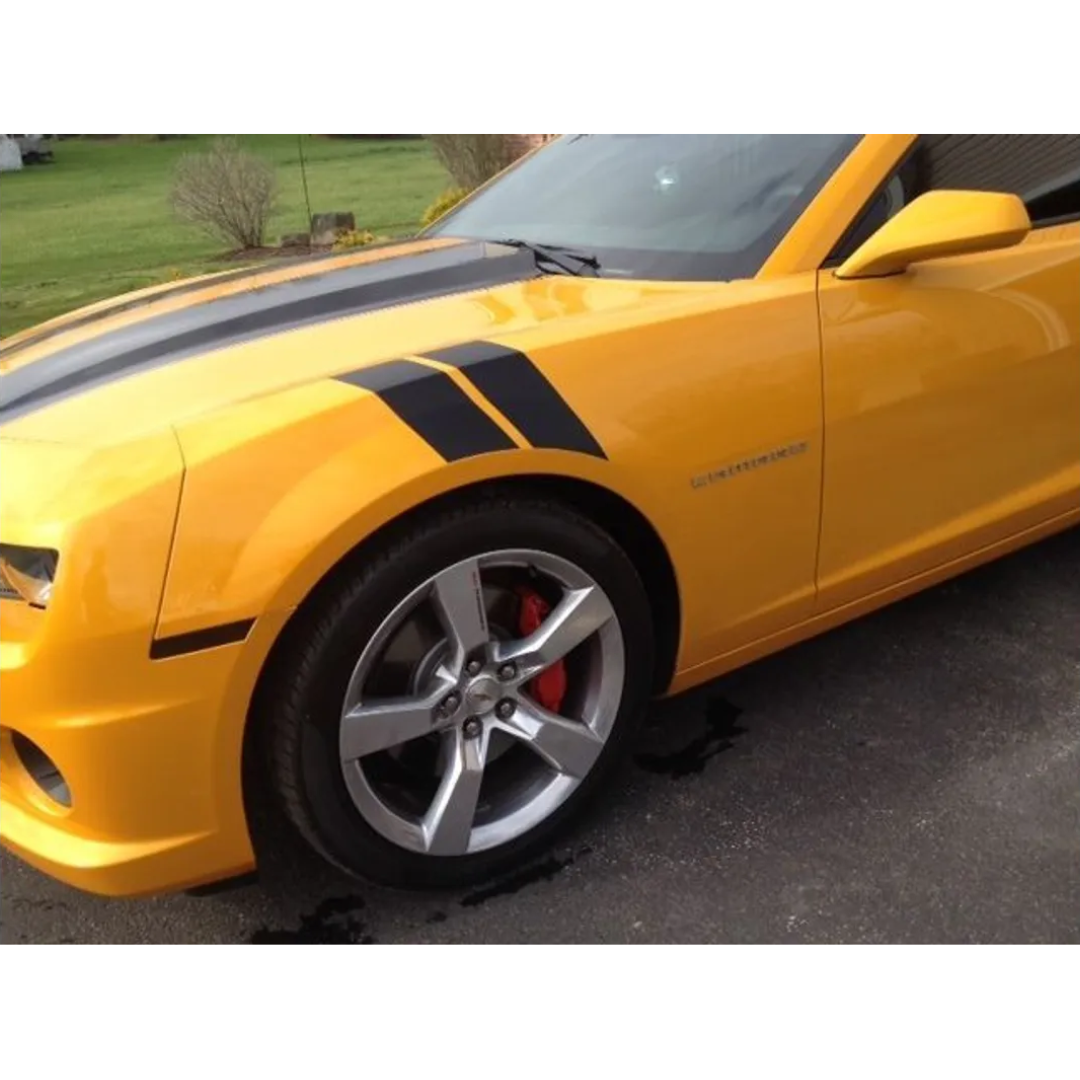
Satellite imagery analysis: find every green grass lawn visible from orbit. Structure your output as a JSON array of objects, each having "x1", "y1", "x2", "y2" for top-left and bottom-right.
[{"x1": 0, "y1": 136, "x2": 449, "y2": 339}]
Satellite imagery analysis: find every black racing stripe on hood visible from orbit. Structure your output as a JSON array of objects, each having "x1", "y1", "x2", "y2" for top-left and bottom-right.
[
  {"x1": 0, "y1": 236, "x2": 444, "y2": 362},
  {"x1": 0, "y1": 261, "x2": 317, "y2": 363},
  {"x1": 0, "y1": 243, "x2": 539, "y2": 424}
]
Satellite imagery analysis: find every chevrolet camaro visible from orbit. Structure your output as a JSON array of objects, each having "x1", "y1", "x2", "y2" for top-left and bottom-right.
[{"x1": 2, "y1": 133, "x2": 1077, "y2": 898}]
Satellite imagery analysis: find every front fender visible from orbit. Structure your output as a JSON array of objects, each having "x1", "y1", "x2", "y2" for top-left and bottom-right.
[{"x1": 158, "y1": 377, "x2": 662, "y2": 643}]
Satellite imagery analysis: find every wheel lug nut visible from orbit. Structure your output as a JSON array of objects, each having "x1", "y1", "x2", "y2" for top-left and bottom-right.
[
  {"x1": 498, "y1": 663, "x2": 518, "y2": 682},
  {"x1": 441, "y1": 692, "x2": 462, "y2": 716},
  {"x1": 463, "y1": 717, "x2": 483, "y2": 740},
  {"x1": 496, "y1": 700, "x2": 516, "y2": 721},
  {"x1": 466, "y1": 660, "x2": 483, "y2": 678}
]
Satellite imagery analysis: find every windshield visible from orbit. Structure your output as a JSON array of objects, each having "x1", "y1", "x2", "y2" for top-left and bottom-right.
[{"x1": 428, "y1": 134, "x2": 862, "y2": 282}]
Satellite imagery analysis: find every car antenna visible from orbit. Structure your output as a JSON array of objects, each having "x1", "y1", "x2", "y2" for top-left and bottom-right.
[{"x1": 297, "y1": 134, "x2": 313, "y2": 233}]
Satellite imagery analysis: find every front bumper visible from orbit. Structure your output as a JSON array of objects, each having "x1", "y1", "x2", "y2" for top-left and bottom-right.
[
  {"x1": 0, "y1": 785, "x2": 240, "y2": 899},
  {"x1": 0, "y1": 613, "x2": 284, "y2": 897}
]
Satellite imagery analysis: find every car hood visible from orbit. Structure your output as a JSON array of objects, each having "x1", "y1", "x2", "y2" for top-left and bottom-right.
[{"x1": 0, "y1": 237, "x2": 692, "y2": 448}]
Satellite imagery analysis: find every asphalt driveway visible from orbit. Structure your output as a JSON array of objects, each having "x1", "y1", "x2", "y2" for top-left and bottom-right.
[{"x1": 3, "y1": 528, "x2": 1078, "y2": 945}]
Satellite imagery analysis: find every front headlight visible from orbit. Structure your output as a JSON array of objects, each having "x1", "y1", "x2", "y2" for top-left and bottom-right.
[{"x1": 0, "y1": 545, "x2": 59, "y2": 608}]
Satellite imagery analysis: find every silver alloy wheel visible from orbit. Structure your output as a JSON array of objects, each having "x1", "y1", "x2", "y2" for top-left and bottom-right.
[{"x1": 338, "y1": 550, "x2": 626, "y2": 857}]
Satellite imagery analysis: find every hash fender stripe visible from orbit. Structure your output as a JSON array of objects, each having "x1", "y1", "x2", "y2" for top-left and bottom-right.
[
  {"x1": 425, "y1": 341, "x2": 607, "y2": 459},
  {"x1": 338, "y1": 360, "x2": 516, "y2": 462}
]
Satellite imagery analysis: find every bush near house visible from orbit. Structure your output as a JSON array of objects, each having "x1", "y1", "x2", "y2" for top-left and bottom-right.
[{"x1": 170, "y1": 137, "x2": 277, "y2": 250}]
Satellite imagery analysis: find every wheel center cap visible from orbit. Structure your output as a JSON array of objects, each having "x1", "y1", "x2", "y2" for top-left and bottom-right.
[{"x1": 465, "y1": 676, "x2": 501, "y2": 716}]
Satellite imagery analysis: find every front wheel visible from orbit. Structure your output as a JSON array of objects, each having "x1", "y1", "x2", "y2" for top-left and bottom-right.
[{"x1": 261, "y1": 494, "x2": 655, "y2": 889}]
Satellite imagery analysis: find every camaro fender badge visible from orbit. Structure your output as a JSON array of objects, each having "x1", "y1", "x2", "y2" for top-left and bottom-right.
[{"x1": 691, "y1": 441, "x2": 811, "y2": 491}]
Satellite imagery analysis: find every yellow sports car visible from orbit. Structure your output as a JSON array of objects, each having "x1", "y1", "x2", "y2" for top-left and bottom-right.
[{"x1": 2, "y1": 134, "x2": 1078, "y2": 898}]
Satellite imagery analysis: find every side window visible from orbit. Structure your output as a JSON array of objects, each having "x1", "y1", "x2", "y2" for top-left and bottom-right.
[{"x1": 828, "y1": 135, "x2": 1080, "y2": 265}]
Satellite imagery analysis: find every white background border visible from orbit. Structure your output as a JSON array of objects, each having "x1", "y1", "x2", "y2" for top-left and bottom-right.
[
  {"x1": 3, "y1": 2, "x2": 1075, "y2": 1072},
  {"x1": 2, "y1": 947, "x2": 1076, "y2": 1075},
  {"x1": 4, "y1": 0, "x2": 1077, "y2": 131}
]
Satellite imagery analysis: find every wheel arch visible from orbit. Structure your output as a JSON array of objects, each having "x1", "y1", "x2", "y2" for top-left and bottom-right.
[{"x1": 248, "y1": 474, "x2": 682, "y2": 714}]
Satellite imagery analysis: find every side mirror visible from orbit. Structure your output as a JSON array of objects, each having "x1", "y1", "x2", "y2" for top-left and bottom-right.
[{"x1": 835, "y1": 190, "x2": 1032, "y2": 280}]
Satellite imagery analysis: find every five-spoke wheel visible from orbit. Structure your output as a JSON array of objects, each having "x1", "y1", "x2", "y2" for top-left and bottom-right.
[
  {"x1": 339, "y1": 550, "x2": 625, "y2": 857},
  {"x1": 262, "y1": 494, "x2": 654, "y2": 889}
]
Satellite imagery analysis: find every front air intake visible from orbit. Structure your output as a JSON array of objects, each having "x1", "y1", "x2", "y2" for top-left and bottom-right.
[{"x1": 12, "y1": 733, "x2": 72, "y2": 808}]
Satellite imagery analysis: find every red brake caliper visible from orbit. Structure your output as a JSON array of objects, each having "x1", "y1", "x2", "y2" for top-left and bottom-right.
[{"x1": 517, "y1": 587, "x2": 568, "y2": 713}]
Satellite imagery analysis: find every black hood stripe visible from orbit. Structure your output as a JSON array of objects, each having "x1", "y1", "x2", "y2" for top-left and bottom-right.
[
  {"x1": 0, "y1": 243, "x2": 539, "y2": 425},
  {"x1": 426, "y1": 341, "x2": 607, "y2": 459},
  {"x1": 337, "y1": 360, "x2": 516, "y2": 462},
  {"x1": 0, "y1": 262, "x2": 313, "y2": 363},
  {"x1": 0, "y1": 236, "x2": 442, "y2": 363}
]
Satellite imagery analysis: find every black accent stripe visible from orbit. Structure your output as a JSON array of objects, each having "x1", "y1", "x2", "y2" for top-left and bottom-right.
[
  {"x1": 150, "y1": 620, "x2": 255, "y2": 661},
  {"x1": 0, "y1": 243, "x2": 539, "y2": 425},
  {"x1": 338, "y1": 360, "x2": 516, "y2": 462},
  {"x1": 0, "y1": 237, "x2": 445, "y2": 363},
  {"x1": 425, "y1": 341, "x2": 607, "y2": 459},
  {"x1": 0, "y1": 262, "x2": 316, "y2": 362}
]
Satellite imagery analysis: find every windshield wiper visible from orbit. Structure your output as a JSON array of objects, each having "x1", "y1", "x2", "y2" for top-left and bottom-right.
[{"x1": 495, "y1": 238, "x2": 601, "y2": 277}]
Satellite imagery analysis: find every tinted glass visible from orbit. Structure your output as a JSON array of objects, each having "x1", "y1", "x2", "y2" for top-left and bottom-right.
[
  {"x1": 429, "y1": 134, "x2": 861, "y2": 282},
  {"x1": 920, "y1": 135, "x2": 1080, "y2": 210}
]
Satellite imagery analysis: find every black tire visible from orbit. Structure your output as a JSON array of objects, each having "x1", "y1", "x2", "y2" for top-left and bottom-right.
[{"x1": 258, "y1": 491, "x2": 655, "y2": 890}]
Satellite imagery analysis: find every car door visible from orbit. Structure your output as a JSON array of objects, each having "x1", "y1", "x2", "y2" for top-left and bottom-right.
[{"x1": 815, "y1": 135, "x2": 1080, "y2": 611}]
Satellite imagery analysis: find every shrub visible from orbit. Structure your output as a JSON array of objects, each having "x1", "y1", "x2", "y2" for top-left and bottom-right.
[
  {"x1": 421, "y1": 187, "x2": 470, "y2": 228},
  {"x1": 423, "y1": 135, "x2": 524, "y2": 191},
  {"x1": 332, "y1": 228, "x2": 380, "y2": 252},
  {"x1": 170, "y1": 137, "x2": 276, "y2": 250}
]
